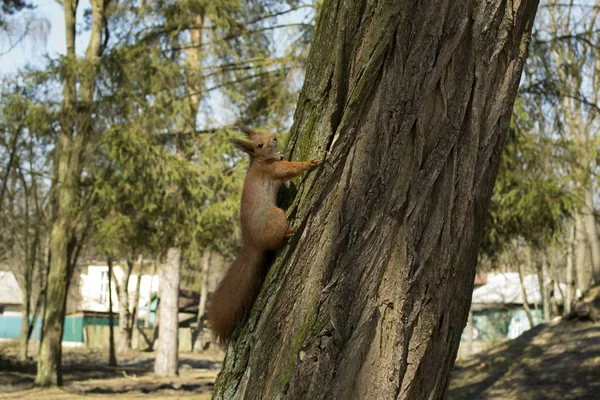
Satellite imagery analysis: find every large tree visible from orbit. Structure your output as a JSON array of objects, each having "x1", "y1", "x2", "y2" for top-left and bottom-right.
[
  {"x1": 35, "y1": 0, "x2": 107, "y2": 387},
  {"x1": 213, "y1": 0, "x2": 539, "y2": 398}
]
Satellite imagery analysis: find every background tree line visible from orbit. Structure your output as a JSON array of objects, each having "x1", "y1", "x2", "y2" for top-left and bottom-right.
[{"x1": 0, "y1": 0, "x2": 316, "y2": 385}]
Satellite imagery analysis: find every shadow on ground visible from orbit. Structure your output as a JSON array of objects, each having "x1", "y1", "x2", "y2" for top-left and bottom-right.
[{"x1": 449, "y1": 320, "x2": 600, "y2": 400}]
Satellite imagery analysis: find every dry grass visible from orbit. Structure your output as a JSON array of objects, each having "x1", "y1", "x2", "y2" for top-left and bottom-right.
[
  {"x1": 0, "y1": 342, "x2": 222, "y2": 399},
  {"x1": 0, "y1": 387, "x2": 212, "y2": 400}
]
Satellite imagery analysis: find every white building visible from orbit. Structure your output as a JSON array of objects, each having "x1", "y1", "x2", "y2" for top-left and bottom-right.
[
  {"x1": 0, "y1": 271, "x2": 23, "y2": 315},
  {"x1": 77, "y1": 262, "x2": 159, "y2": 318}
]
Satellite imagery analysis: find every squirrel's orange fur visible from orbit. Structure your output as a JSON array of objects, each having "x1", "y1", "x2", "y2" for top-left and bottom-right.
[{"x1": 207, "y1": 127, "x2": 318, "y2": 343}]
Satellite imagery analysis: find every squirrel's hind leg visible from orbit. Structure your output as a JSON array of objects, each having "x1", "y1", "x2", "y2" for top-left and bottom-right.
[{"x1": 260, "y1": 207, "x2": 289, "y2": 251}]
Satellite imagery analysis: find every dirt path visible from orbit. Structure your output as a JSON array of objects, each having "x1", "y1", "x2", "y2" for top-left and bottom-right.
[
  {"x1": 0, "y1": 344, "x2": 221, "y2": 399},
  {"x1": 449, "y1": 320, "x2": 600, "y2": 400}
]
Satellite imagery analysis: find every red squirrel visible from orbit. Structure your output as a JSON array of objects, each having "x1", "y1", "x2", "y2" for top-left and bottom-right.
[{"x1": 207, "y1": 127, "x2": 319, "y2": 343}]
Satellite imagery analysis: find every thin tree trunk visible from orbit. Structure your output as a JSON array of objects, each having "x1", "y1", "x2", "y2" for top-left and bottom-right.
[
  {"x1": 582, "y1": 187, "x2": 600, "y2": 284},
  {"x1": 466, "y1": 309, "x2": 474, "y2": 357},
  {"x1": 108, "y1": 257, "x2": 117, "y2": 367},
  {"x1": 146, "y1": 261, "x2": 156, "y2": 329},
  {"x1": 528, "y1": 250, "x2": 540, "y2": 317},
  {"x1": 184, "y1": 10, "x2": 204, "y2": 140},
  {"x1": 0, "y1": 124, "x2": 21, "y2": 211},
  {"x1": 533, "y1": 249, "x2": 550, "y2": 322},
  {"x1": 35, "y1": 0, "x2": 106, "y2": 387},
  {"x1": 154, "y1": 248, "x2": 180, "y2": 377},
  {"x1": 151, "y1": 300, "x2": 160, "y2": 350},
  {"x1": 518, "y1": 263, "x2": 535, "y2": 329},
  {"x1": 19, "y1": 231, "x2": 39, "y2": 360},
  {"x1": 27, "y1": 288, "x2": 44, "y2": 343},
  {"x1": 541, "y1": 254, "x2": 551, "y2": 321},
  {"x1": 19, "y1": 283, "x2": 32, "y2": 361},
  {"x1": 117, "y1": 259, "x2": 133, "y2": 353},
  {"x1": 575, "y1": 214, "x2": 592, "y2": 294},
  {"x1": 193, "y1": 251, "x2": 211, "y2": 352},
  {"x1": 130, "y1": 255, "x2": 143, "y2": 348},
  {"x1": 37, "y1": 243, "x2": 51, "y2": 356},
  {"x1": 212, "y1": 0, "x2": 539, "y2": 398},
  {"x1": 18, "y1": 165, "x2": 33, "y2": 361},
  {"x1": 565, "y1": 225, "x2": 575, "y2": 314}
]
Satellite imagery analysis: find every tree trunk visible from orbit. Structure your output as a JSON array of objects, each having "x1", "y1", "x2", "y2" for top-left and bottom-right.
[
  {"x1": 27, "y1": 288, "x2": 44, "y2": 344},
  {"x1": 108, "y1": 257, "x2": 117, "y2": 367},
  {"x1": 466, "y1": 309, "x2": 474, "y2": 357},
  {"x1": 19, "y1": 229, "x2": 38, "y2": 361},
  {"x1": 151, "y1": 300, "x2": 160, "y2": 350},
  {"x1": 518, "y1": 262, "x2": 535, "y2": 329},
  {"x1": 193, "y1": 251, "x2": 211, "y2": 352},
  {"x1": 533, "y1": 249, "x2": 550, "y2": 322},
  {"x1": 35, "y1": 0, "x2": 106, "y2": 387},
  {"x1": 154, "y1": 248, "x2": 180, "y2": 377},
  {"x1": 0, "y1": 124, "x2": 21, "y2": 210},
  {"x1": 19, "y1": 283, "x2": 32, "y2": 361},
  {"x1": 541, "y1": 254, "x2": 551, "y2": 321},
  {"x1": 583, "y1": 187, "x2": 600, "y2": 284},
  {"x1": 117, "y1": 259, "x2": 133, "y2": 353},
  {"x1": 212, "y1": 0, "x2": 539, "y2": 398},
  {"x1": 130, "y1": 255, "x2": 143, "y2": 347},
  {"x1": 575, "y1": 214, "x2": 592, "y2": 294},
  {"x1": 146, "y1": 261, "x2": 156, "y2": 329},
  {"x1": 565, "y1": 225, "x2": 575, "y2": 314}
]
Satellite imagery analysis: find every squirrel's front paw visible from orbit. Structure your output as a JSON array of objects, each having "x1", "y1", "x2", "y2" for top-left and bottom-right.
[{"x1": 309, "y1": 159, "x2": 320, "y2": 167}]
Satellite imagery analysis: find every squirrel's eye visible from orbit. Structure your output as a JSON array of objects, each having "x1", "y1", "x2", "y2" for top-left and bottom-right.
[{"x1": 257, "y1": 143, "x2": 264, "y2": 148}]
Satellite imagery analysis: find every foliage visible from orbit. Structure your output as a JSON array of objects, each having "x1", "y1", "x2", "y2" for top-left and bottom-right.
[
  {"x1": 0, "y1": 0, "x2": 318, "y2": 272},
  {"x1": 482, "y1": 100, "x2": 576, "y2": 256}
]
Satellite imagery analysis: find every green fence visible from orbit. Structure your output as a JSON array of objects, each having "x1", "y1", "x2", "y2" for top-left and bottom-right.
[{"x1": 0, "y1": 315, "x2": 87, "y2": 342}]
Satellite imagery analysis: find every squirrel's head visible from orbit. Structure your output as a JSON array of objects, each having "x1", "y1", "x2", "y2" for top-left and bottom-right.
[{"x1": 230, "y1": 127, "x2": 280, "y2": 161}]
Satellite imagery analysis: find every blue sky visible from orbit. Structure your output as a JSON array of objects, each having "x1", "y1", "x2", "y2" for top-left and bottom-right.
[{"x1": 1, "y1": 0, "x2": 91, "y2": 74}]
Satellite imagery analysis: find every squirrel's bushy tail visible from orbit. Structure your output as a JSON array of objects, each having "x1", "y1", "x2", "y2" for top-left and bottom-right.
[{"x1": 207, "y1": 247, "x2": 264, "y2": 343}]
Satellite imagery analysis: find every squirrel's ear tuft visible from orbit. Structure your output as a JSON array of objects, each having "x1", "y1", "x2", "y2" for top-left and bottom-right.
[
  {"x1": 230, "y1": 138, "x2": 255, "y2": 154},
  {"x1": 234, "y1": 125, "x2": 258, "y2": 138}
]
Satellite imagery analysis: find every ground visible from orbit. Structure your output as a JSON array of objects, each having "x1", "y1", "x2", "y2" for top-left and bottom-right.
[
  {"x1": 2, "y1": 320, "x2": 598, "y2": 399},
  {"x1": 449, "y1": 319, "x2": 600, "y2": 400},
  {"x1": 0, "y1": 343, "x2": 222, "y2": 399}
]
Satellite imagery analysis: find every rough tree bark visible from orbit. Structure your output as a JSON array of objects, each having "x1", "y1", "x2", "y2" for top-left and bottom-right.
[
  {"x1": 154, "y1": 248, "x2": 180, "y2": 377},
  {"x1": 213, "y1": 0, "x2": 539, "y2": 398},
  {"x1": 35, "y1": 0, "x2": 106, "y2": 387}
]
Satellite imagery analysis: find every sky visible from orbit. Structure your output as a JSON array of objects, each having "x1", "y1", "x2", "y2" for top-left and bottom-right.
[{"x1": 0, "y1": 0, "x2": 92, "y2": 75}]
